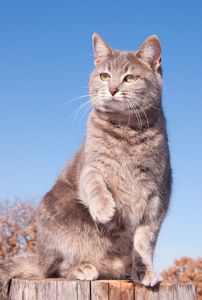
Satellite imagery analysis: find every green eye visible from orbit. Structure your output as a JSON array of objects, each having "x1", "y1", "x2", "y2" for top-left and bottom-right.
[
  {"x1": 100, "y1": 73, "x2": 111, "y2": 82},
  {"x1": 124, "y1": 74, "x2": 138, "y2": 83}
]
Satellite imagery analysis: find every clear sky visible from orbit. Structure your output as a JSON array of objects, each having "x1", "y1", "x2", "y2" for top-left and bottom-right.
[{"x1": 0, "y1": 0, "x2": 202, "y2": 275}]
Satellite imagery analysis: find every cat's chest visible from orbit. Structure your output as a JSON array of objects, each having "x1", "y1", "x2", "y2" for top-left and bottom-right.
[
  {"x1": 85, "y1": 129, "x2": 160, "y2": 224},
  {"x1": 89, "y1": 133, "x2": 147, "y2": 192},
  {"x1": 96, "y1": 139, "x2": 147, "y2": 223}
]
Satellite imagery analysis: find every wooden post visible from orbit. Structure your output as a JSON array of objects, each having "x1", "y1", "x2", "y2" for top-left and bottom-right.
[{"x1": 9, "y1": 279, "x2": 196, "y2": 300}]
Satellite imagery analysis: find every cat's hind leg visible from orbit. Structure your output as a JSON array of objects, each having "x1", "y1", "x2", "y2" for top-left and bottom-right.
[{"x1": 61, "y1": 263, "x2": 99, "y2": 280}]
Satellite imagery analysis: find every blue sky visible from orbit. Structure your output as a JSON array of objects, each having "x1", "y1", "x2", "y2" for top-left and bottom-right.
[{"x1": 0, "y1": 0, "x2": 202, "y2": 275}]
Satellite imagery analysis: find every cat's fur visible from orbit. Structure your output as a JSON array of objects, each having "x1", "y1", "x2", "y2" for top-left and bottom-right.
[{"x1": 0, "y1": 34, "x2": 171, "y2": 299}]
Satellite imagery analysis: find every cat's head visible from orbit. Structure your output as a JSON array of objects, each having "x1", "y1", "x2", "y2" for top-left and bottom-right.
[{"x1": 89, "y1": 34, "x2": 162, "y2": 117}]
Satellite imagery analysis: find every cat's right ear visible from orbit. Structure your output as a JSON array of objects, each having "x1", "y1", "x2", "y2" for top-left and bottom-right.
[{"x1": 93, "y1": 34, "x2": 113, "y2": 65}]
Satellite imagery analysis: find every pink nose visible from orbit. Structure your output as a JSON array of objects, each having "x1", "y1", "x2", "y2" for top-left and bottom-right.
[{"x1": 109, "y1": 89, "x2": 119, "y2": 96}]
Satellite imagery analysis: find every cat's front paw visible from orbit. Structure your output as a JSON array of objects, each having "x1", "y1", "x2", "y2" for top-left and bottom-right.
[
  {"x1": 132, "y1": 268, "x2": 159, "y2": 287},
  {"x1": 90, "y1": 193, "x2": 116, "y2": 224}
]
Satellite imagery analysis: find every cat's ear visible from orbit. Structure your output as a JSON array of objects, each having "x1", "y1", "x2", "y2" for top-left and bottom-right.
[
  {"x1": 93, "y1": 34, "x2": 113, "y2": 65},
  {"x1": 136, "y1": 35, "x2": 161, "y2": 71}
]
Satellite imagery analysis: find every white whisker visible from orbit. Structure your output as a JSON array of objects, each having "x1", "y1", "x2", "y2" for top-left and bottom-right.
[
  {"x1": 128, "y1": 99, "x2": 142, "y2": 131},
  {"x1": 71, "y1": 95, "x2": 100, "y2": 123},
  {"x1": 70, "y1": 100, "x2": 92, "y2": 122},
  {"x1": 131, "y1": 99, "x2": 150, "y2": 129},
  {"x1": 126, "y1": 101, "x2": 131, "y2": 127},
  {"x1": 122, "y1": 91, "x2": 160, "y2": 111},
  {"x1": 134, "y1": 95, "x2": 160, "y2": 111},
  {"x1": 79, "y1": 103, "x2": 94, "y2": 123},
  {"x1": 59, "y1": 95, "x2": 91, "y2": 106}
]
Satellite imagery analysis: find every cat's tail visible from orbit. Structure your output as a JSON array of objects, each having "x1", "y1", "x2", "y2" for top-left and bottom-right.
[{"x1": 0, "y1": 252, "x2": 43, "y2": 300}]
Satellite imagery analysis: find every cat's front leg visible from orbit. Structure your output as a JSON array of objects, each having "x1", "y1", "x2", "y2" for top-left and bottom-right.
[
  {"x1": 79, "y1": 167, "x2": 116, "y2": 223},
  {"x1": 132, "y1": 221, "x2": 161, "y2": 287}
]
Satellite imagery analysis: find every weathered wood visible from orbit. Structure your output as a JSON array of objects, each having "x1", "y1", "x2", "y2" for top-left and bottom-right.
[
  {"x1": 9, "y1": 279, "x2": 196, "y2": 300},
  {"x1": 91, "y1": 280, "x2": 108, "y2": 300}
]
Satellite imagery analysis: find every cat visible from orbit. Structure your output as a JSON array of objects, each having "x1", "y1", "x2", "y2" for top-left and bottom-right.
[{"x1": 0, "y1": 34, "x2": 171, "y2": 299}]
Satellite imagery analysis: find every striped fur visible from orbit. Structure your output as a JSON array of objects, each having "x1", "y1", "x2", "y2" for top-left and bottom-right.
[{"x1": 0, "y1": 34, "x2": 171, "y2": 298}]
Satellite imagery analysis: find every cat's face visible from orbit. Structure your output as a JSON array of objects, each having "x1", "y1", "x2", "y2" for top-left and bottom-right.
[{"x1": 89, "y1": 34, "x2": 162, "y2": 116}]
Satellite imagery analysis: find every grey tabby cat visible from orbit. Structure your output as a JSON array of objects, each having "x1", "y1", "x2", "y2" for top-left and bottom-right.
[{"x1": 0, "y1": 34, "x2": 171, "y2": 299}]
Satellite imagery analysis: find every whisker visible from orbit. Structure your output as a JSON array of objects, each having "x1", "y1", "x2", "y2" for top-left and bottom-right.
[
  {"x1": 122, "y1": 91, "x2": 160, "y2": 111},
  {"x1": 131, "y1": 99, "x2": 150, "y2": 129},
  {"x1": 59, "y1": 93, "x2": 97, "y2": 106},
  {"x1": 128, "y1": 99, "x2": 142, "y2": 131},
  {"x1": 59, "y1": 95, "x2": 90, "y2": 106},
  {"x1": 71, "y1": 95, "x2": 100, "y2": 122},
  {"x1": 134, "y1": 96, "x2": 160, "y2": 111},
  {"x1": 79, "y1": 103, "x2": 94, "y2": 123},
  {"x1": 127, "y1": 101, "x2": 131, "y2": 127},
  {"x1": 70, "y1": 100, "x2": 92, "y2": 121}
]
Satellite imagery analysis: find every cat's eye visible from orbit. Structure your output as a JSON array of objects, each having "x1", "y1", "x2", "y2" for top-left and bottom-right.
[
  {"x1": 124, "y1": 74, "x2": 138, "y2": 83},
  {"x1": 100, "y1": 73, "x2": 111, "y2": 82}
]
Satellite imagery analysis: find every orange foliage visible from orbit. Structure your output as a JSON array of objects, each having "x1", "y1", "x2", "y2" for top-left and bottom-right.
[
  {"x1": 2, "y1": 198, "x2": 201, "y2": 299},
  {"x1": 161, "y1": 256, "x2": 202, "y2": 299},
  {"x1": 0, "y1": 197, "x2": 37, "y2": 259}
]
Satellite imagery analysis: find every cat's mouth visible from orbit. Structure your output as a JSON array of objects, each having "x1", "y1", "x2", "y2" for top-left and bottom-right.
[{"x1": 93, "y1": 92, "x2": 135, "y2": 112}]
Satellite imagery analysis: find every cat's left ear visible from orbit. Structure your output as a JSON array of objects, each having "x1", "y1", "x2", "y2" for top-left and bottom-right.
[
  {"x1": 136, "y1": 35, "x2": 161, "y2": 71},
  {"x1": 93, "y1": 34, "x2": 113, "y2": 65}
]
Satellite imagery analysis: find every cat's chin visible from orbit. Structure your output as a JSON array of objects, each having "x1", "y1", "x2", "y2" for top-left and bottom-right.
[{"x1": 97, "y1": 99, "x2": 129, "y2": 113}]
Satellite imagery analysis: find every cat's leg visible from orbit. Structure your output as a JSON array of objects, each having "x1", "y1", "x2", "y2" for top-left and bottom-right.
[
  {"x1": 38, "y1": 249, "x2": 99, "y2": 280},
  {"x1": 79, "y1": 167, "x2": 116, "y2": 223},
  {"x1": 38, "y1": 243, "x2": 99, "y2": 280},
  {"x1": 132, "y1": 221, "x2": 161, "y2": 287},
  {"x1": 61, "y1": 263, "x2": 99, "y2": 280}
]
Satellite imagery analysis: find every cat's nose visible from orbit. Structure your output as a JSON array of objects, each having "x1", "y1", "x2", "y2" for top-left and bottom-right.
[{"x1": 109, "y1": 88, "x2": 119, "y2": 96}]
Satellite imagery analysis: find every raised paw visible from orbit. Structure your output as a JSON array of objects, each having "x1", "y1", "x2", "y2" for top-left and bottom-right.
[
  {"x1": 89, "y1": 193, "x2": 116, "y2": 224},
  {"x1": 68, "y1": 263, "x2": 99, "y2": 280},
  {"x1": 132, "y1": 268, "x2": 159, "y2": 287}
]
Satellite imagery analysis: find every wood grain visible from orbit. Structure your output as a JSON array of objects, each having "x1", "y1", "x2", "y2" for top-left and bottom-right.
[
  {"x1": 9, "y1": 279, "x2": 196, "y2": 300},
  {"x1": 91, "y1": 280, "x2": 108, "y2": 300}
]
